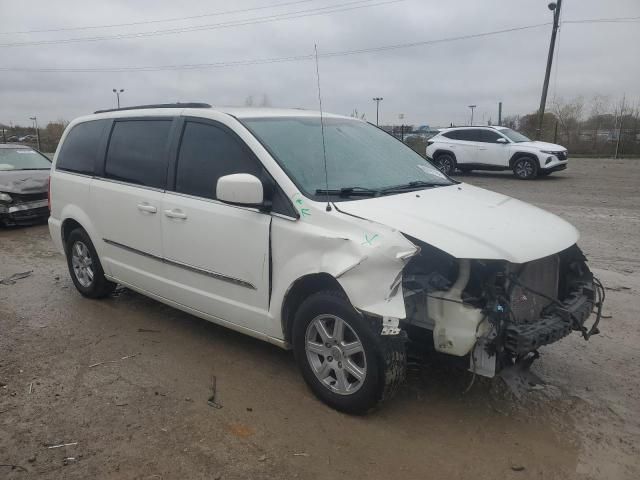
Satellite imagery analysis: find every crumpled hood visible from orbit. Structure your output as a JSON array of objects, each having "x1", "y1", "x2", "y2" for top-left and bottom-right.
[
  {"x1": 515, "y1": 140, "x2": 566, "y2": 151},
  {"x1": 335, "y1": 183, "x2": 579, "y2": 264},
  {"x1": 0, "y1": 170, "x2": 50, "y2": 194}
]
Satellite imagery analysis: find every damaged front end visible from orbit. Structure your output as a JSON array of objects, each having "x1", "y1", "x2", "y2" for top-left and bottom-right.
[
  {"x1": 402, "y1": 237, "x2": 605, "y2": 392},
  {"x1": 0, "y1": 191, "x2": 49, "y2": 226}
]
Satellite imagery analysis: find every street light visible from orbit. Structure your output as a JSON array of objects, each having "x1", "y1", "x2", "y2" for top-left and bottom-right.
[
  {"x1": 112, "y1": 88, "x2": 124, "y2": 109},
  {"x1": 373, "y1": 97, "x2": 383, "y2": 126},
  {"x1": 468, "y1": 105, "x2": 477, "y2": 125},
  {"x1": 29, "y1": 116, "x2": 41, "y2": 151}
]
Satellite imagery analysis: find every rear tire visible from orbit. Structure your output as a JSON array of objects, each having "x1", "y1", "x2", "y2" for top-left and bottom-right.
[
  {"x1": 292, "y1": 290, "x2": 406, "y2": 414},
  {"x1": 512, "y1": 156, "x2": 538, "y2": 180},
  {"x1": 65, "y1": 228, "x2": 116, "y2": 298},
  {"x1": 435, "y1": 153, "x2": 456, "y2": 176}
]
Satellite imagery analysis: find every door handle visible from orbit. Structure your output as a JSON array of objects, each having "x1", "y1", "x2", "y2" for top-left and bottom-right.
[
  {"x1": 164, "y1": 209, "x2": 187, "y2": 220},
  {"x1": 478, "y1": 148, "x2": 487, "y2": 150},
  {"x1": 137, "y1": 203, "x2": 157, "y2": 214}
]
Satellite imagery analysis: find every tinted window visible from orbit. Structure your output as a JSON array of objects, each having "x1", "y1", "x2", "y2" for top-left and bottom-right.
[
  {"x1": 456, "y1": 129, "x2": 483, "y2": 142},
  {"x1": 442, "y1": 130, "x2": 460, "y2": 140},
  {"x1": 57, "y1": 120, "x2": 107, "y2": 174},
  {"x1": 105, "y1": 120, "x2": 172, "y2": 189},
  {"x1": 481, "y1": 130, "x2": 505, "y2": 143},
  {"x1": 176, "y1": 121, "x2": 261, "y2": 200},
  {"x1": 175, "y1": 121, "x2": 294, "y2": 216}
]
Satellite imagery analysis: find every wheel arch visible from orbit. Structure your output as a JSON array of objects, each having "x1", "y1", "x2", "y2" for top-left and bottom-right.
[
  {"x1": 281, "y1": 273, "x2": 347, "y2": 345},
  {"x1": 432, "y1": 149, "x2": 457, "y2": 164},
  {"x1": 509, "y1": 151, "x2": 540, "y2": 168}
]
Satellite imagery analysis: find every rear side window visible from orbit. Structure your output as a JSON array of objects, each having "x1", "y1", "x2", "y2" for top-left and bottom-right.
[
  {"x1": 175, "y1": 121, "x2": 261, "y2": 200},
  {"x1": 442, "y1": 130, "x2": 460, "y2": 140},
  {"x1": 56, "y1": 120, "x2": 108, "y2": 174},
  {"x1": 105, "y1": 120, "x2": 172, "y2": 189},
  {"x1": 456, "y1": 129, "x2": 483, "y2": 142}
]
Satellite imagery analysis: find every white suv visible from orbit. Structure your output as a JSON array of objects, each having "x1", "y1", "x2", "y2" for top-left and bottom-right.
[
  {"x1": 426, "y1": 126, "x2": 568, "y2": 179},
  {"x1": 48, "y1": 104, "x2": 601, "y2": 413}
]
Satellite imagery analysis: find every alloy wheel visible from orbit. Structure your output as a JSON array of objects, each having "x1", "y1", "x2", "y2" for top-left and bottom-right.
[
  {"x1": 305, "y1": 314, "x2": 367, "y2": 395},
  {"x1": 437, "y1": 156, "x2": 454, "y2": 175},
  {"x1": 71, "y1": 241, "x2": 94, "y2": 288},
  {"x1": 515, "y1": 159, "x2": 535, "y2": 178}
]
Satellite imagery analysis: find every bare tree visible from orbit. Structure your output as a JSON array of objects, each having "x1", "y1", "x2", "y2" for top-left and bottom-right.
[
  {"x1": 589, "y1": 94, "x2": 610, "y2": 153},
  {"x1": 551, "y1": 96, "x2": 584, "y2": 147},
  {"x1": 260, "y1": 94, "x2": 272, "y2": 107},
  {"x1": 244, "y1": 95, "x2": 254, "y2": 107}
]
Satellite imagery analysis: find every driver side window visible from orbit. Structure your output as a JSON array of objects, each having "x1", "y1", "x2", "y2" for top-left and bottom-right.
[{"x1": 174, "y1": 120, "x2": 295, "y2": 216}]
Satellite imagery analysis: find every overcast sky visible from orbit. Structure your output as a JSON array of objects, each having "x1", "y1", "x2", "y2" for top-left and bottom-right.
[{"x1": 1, "y1": 0, "x2": 639, "y2": 127}]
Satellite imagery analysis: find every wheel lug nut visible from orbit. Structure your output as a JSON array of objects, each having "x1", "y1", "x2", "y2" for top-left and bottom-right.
[
  {"x1": 325, "y1": 342, "x2": 331, "y2": 348},
  {"x1": 338, "y1": 362, "x2": 342, "y2": 368},
  {"x1": 327, "y1": 356, "x2": 333, "y2": 362}
]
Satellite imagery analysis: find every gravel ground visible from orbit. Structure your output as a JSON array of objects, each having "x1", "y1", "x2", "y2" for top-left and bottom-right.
[{"x1": 1, "y1": 158, "x2": 638, "y2": 479}]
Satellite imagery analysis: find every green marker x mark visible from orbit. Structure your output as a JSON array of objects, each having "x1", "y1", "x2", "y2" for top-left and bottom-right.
[
  {"x1": 362, "y1": 233, "x2": 379, "y2": 246},
  {"x1": 300, "y1": 208, "x2": 311, "y2": 217}
]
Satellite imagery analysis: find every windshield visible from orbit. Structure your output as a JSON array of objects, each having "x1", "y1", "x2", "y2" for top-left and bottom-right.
[
  {"x1": 0, "y1": 148, "x2": 51, "y2": 171},
  {"x1": 242, "y1": 117, "x2": 453, "y2": 200},
  {"x1": 499, "y1": 128, "x2": 531, "y2": 143}
]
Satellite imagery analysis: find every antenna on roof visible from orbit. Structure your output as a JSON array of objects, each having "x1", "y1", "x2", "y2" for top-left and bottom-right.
[{"x1": 314, "y1": 43, "x2": 331, "y2": 212}]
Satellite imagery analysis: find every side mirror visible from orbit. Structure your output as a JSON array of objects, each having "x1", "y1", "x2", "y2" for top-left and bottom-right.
[
  {"x1": 216, "y1": 173, "x2": 264, "y2": 207},
  {"x1": 496, "y1": 138, "x2": 508, "y2": 144}
]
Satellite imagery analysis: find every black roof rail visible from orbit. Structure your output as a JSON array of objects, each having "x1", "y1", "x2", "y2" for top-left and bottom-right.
[{"x1": 94, "y1": 102, "x2": 212, "y2": 114}]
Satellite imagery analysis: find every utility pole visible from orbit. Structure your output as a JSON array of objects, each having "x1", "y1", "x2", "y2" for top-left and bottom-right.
[
  {"x1": 373, "y1": 97, "x2": 383, "y2": 126},
  {"x1": 468, "y1": 105, "x2": 476, "y2": 125},
  {"x1": 29, "y1": 116, "x2": 40, "y2": 151},
  {"x1": 536, "y1": 0, "x2": 562, "y2": 140},
  {"x1": 498, "y1": 102, "x2": 503, "y2": 126},
  {"x1": 113, "y1": 88, "x2": 124, "y2": 109}
]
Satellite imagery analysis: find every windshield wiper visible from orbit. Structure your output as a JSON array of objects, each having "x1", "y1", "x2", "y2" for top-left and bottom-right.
[
  {"x1": 379, "y1": 180, "x2": 448, "y2": 194},
  {"x1": 315, "y1": 186, "x2": 380, "y2": 197}
]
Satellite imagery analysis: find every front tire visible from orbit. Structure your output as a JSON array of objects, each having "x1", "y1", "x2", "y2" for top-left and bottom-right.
[
  {"x1": 435, "y1": 153, "x2": 456, "y2": 176},
  {"x1": 66, "y1": 228, "x2": 116, "y2": 298},
  {"x1": 512, "y1": 156, "x2": 538, "y2": 180},
  {"x1": 292, "y1": 291, "x2": 406, "y2": 414}
]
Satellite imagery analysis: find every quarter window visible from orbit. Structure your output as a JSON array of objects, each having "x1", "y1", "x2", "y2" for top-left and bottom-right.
[
  {"x1": 105, "y1": 120, "x2": 172, "y2": 189},
  {"x1": 56, "y1": 120, "x2": 108, "y2": 174}
]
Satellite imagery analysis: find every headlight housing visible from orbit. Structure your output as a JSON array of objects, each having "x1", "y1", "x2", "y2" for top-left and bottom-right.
[
  {"x1": 0, "y1": 192, "x2": 12, "y2": 203},
  {"x1": 540, "y1": 150, "x2": 560, "y2": 155}
]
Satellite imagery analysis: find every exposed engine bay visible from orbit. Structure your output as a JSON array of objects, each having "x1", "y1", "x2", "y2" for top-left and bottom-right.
[{"x1": 401, "y1": 236, "x2": 605, "y2": 385}]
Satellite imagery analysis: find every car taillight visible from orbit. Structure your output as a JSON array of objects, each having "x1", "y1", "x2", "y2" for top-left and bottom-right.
[{"x1": 48, "y1": 176, "x2": 51, "y2": 212}]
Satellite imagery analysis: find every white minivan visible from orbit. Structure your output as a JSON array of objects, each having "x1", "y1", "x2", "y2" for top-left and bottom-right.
[{"x1": 49, "y1": 104, "x2": 603, "y2": 413}]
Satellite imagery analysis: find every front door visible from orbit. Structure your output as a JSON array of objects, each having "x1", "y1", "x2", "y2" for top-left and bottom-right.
[
  {"x1": 475, "y1": 129, "x2": 511, "y2": 167},
  {"x1": 161, "y1": 119, "x2": 271, "y2": 332}
]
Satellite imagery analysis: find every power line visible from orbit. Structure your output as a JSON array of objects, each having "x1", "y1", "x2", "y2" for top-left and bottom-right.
[
  {"x1": 0, "y1": 23, "x2": 551, "y2": 73},
  {"x1": 0, "y1": 0, "x2": 402, "y2": 47},
  {"x1": 563, "y1": 15, "x2": 640, "y2": 24},
  {"x1": 0, "y1": 0, "x2": 318, "y2": 35}
]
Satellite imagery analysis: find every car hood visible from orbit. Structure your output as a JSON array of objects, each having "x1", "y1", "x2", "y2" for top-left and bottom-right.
[
  {"x1": 513, "y1": 140, "x2": 566, "y2": 151},
  {"x1": 0, "y1": 169, "x2": 50, "y2": 194},
  {"x1": 334, "y1": 183, "x2": 579, "y2": 264}
]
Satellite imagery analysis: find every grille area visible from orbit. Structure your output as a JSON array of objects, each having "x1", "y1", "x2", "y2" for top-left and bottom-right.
[
  {"x1": 11, "y1": 192, "x2": 48, "y2": 203},
  {"x1": 510, "y1": 255, "x2": 559, "y2": 323},
  {"x1": 557, "y1": 151, "x2": 568, "y2": 160}
]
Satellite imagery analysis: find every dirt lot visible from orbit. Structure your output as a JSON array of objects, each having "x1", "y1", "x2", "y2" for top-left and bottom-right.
[{"x1": 1, "y1": 158, "x2": 639, "y2": 479}]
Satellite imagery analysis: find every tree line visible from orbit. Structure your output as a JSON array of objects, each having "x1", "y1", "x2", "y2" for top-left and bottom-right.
[{"x1": 504, "y1": 95, "x2": 640, "y2": 157}]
